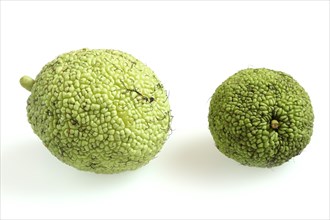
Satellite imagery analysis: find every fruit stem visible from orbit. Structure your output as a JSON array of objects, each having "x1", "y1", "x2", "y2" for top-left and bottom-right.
[
  {"x1": 20, "y1": 76, "x2": 35, "y2": 92},
  {"x1": 271, "y1": 119, "x2": 279, "y2": 129}
]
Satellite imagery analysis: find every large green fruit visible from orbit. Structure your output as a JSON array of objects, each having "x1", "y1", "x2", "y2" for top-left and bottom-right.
[
  {"x1": 20, "y1": 48, "x2": 171, "y2": 174},
  {"x1": 208, "y1": 68, "x2": 314, "y2": 167}
]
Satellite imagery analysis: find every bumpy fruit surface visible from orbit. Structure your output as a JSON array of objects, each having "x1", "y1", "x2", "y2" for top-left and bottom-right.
[
  {"x1": 208, "y1": 68, "x2": 314, "y2": 167},
  {"x1": 20, "y1": 48, "x2": 171, "y2": 174}
]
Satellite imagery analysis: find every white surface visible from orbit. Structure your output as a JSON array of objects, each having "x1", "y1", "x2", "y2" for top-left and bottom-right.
[{"x1": 1, "y1": 1, "x2": 329, "y2": 219}]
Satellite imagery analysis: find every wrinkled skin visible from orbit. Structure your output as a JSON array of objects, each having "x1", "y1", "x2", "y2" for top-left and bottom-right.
[
  {"x1": 208, "y1": 68, "x2": 314, "y2": 167},
  {"x1": 25, "y1": 49, "x2": 171, "y2": 173}
]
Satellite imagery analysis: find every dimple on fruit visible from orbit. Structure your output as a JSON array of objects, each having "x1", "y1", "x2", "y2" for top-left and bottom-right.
[
  {"x1": 20, "y1": 48, "x2": 172, "y2": 174},
  {"x1": 208, "y1": 68, "x2": 314, "y2": 168}
]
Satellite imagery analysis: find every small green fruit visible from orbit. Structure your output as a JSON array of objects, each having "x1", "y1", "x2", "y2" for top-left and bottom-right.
[
  {"x1": 208, "y1": 68, "x2": 314, "y2": 168},
  {"x1": 20, "y1": 48, "x2": 171, "y2": 174}
]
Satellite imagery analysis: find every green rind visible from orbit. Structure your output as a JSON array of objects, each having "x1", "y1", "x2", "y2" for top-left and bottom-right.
[
  {"x1": 26, "y1": 48, "x2": 171, "y2": 173},
  {"x1": 208, "y1": 68, "x2": 314, "y2": 168}
]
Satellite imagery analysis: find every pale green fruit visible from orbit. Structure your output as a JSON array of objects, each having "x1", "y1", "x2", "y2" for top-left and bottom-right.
[
  {"x1": 208, "y1": 68, "x2": 314, "y2": 168},
  {"x1": 20, "y1": 48, "x2": 171, "y2": 174}
]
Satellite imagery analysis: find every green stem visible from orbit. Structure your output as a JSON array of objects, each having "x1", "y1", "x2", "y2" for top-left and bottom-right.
[
  {"x1": 271, "y1": 119, "x2": 279, "y2": 129},
  {"x1": 20, "y1": 76, "x2": 35, "y2": 92}
]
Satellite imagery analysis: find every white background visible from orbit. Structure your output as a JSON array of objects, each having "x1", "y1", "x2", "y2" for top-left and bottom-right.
[{"x1": 1, "y1": 1, "x2": 329, "y2": 219}]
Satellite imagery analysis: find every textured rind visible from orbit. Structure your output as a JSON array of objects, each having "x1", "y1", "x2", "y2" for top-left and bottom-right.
[
  {"x1": 208, "y1": 68, "x2": 314, "y2": 167},
  {"x1": 27, "y1": 48, "x2": 171, "y2": 173}
]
